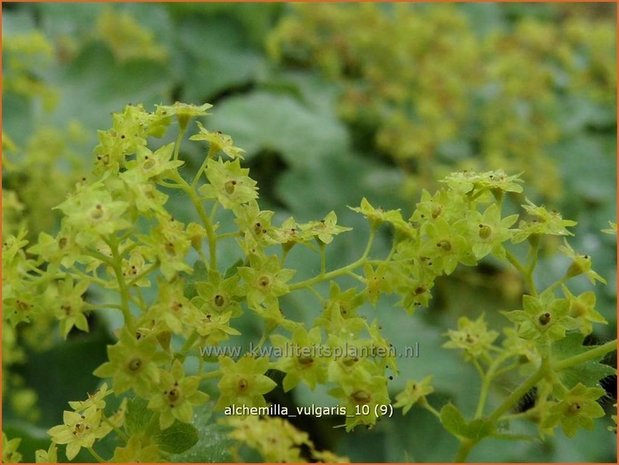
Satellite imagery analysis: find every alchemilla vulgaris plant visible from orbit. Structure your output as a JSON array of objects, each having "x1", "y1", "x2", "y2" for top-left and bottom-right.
[{"x1": 2, "y1": 102, "x2": 616, "y2": 463}]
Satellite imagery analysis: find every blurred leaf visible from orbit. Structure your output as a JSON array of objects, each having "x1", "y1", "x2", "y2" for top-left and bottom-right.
[
  {"x1": 170, "y1": 404, "x2": 234, "y2": 462},
  {"x1": 35, "y1": 3, "x2": 104, "y2": 37},
  {"x1": 154, "y1": 422, "x2": 199, "y2": 454},
  {"x1": 208, "y1": 91, "x2": 349, "y2": 169},
  {"x1": 42, "y1": 42, "x2": 172, "y2": 149},
  {"x1": 555, "y1": 135, "x2": 615, "y2": 205},
  {"x1": 176, "y1": 16, "x2": 264, "y2": 101},
  {"x1": 1, "y1": 9, "x2": 36, "y2": 36},
  {"x1": 16, "y1": 326, "x2": 112, "y2": 427},
  {"x1": 167, "y1": 3, "x2": 281, "y2": 46},
  {"x1": 440, "y1": 403, "x2": 468, "y2": 438},
  {"x1": 2, "y1": 94, "x2": 33, "y2": 146},
  {"x1": 276, "y1": 151, "x2": 404, "y2": 218},
  {"x1": 382, "y1": 404, "x2": 458, "y2": 461}
]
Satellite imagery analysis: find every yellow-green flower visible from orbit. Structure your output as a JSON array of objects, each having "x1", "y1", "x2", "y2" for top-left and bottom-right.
[
  {"x1": 238, "y1": 255, "x2": 295, "y2": 309},
  {"x1": 35, "y1": 443, "x2": 58, "y2": 463},
  {"x1": 156, "y1": 102, "x2": 212, "y2": 129},
  {"x1": 300, "y1": 211, "x2": 352, "y2": 245},
  {"x1": 394, "y1": 376, "x2": 434, "y2": 415},
  {"x1": 190, "y1": 121, "x2": 245, "y2": 159},
  {"x1": 271, "y1": 325, "x2": 328, "y2": 392},
  {"x1": 111, "y1": 435, "x2": 161, "y2": 462},
  {"x1": 2, "y1": 433, "x2": 22, "y2": 463},
  {"x1": 93, "y1": 329, "x2": 169, "y2": 397},
  {"x1": 542, "y1": 383, "x2": 606, "y2": 437},
  {"x1": 216, "y1": 355, "x2": 276, "y2": 410},
  {"x1": 68, "y1": 383, "x2": 112, "y2": 412},
  {"x1": 562, "y1": 285, "x2": 607, "y2": 335},
  {"x1": 443, "y1": 315, "x2": 498, "y2": 360},
  {"x1": 47, "y1": 406, "x2": 111, "y2": 460},
  {"x1": 503, "y1": 290, "x2": 578, "y2": 342},
  {"x1": 200, "y1": 158, "x2": 258, "y2": 210},
  {"x1": 559, "y1": 240, "x2": 606, "y2": 285},
  {"x1": 513, "y1": 199, "x2": 576, "y2": 243},
  {"x1": 148, "y1": 360, "x2": 209, "y2": 429}
]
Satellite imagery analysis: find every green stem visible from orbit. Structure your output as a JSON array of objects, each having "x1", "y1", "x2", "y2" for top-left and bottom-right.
[
  {"x1": 523, "y1": 239, "x2": 540, "y2": 296},
  {"x1": 216, "y1": 231, "x2": 242, "y2": 241},
  {"x1": 505, "y1": 250, "x2": 526, "y2": 275},
  {"x1": 158, "y1": 180, "x2": 184, "y2": 190},
  {"x1": 188, "y1": 189, "x2": 217, "y2": 270},
  {"x1": 475, "y1": 377, "x2": 491, "y2": 420},
  {"x1": 483, "y1": 341, "x2": 617, "y2": 426},
  {"x1": 289, "y1": 227, "x2": 375, "y2": 291},
  {"x1": 554, "y1": 339, "x2": 617, "y2": 370},
  {"x1": 544, "y1": 275, "x2": 570, "y2": 295},
  {"x1": 145, "y1": 411, "x2": 161, "y2": 436},
  {"x1": 84, "y1": 248, "x2": 114, "y2": 266},
  {"x1": 420, "y1": 398, "x2": 441, "y2": 419},
  {"x1": 173, "y1": 124, "x2": 188, "y2": 161},
  {"x1": 105, "y1": 236, "x2": 134, "y2": 329},
  {"x1": 172, "y1": 171, "x2": 218, "y2": 270},
  {"x1": 454, "y1": 438, "x2": 476, "y2": 463},
  {"x1": 86, "y1": 447, "x2": 105, "y2": 463},
  {"x1": 126, "y1": 261, "x2": 159, "y2": 287},
  {"x1": 102, "y1": 416, "x2": 128, "y2": 442},
  {"x1": 493, "y1": 362, "x2": 520, "y2": 377},
  {"x1": 506, "y1": 250, "x2": 536, "y2": 295},
  {"x1": 192, "y1": 146, "x2": 216, "y2": 187},
  {"x1": 345, "y1": 270, "x2": 364, "y2": 283},
  {"x1": 475, "y1": 353, "x2": 513, "y2": 419},
  {"x1": 487, "y1": 360, "x2": 548, "y2": 424},
  {"x1": 84, "y1": 303, "x2": 125, "y2": 311},
  {"x1": 201, "y1": 370, "x2": 222, "y2": 380},
  {"x1": 179, "y1": 331, "x2": 199, "y2": 358},
  {"x1": 68, "y1": 270, "x2": 107, "y2": 286},
  {"x1": 501, "y1": 410, "x2": 534, "y2": 422}
]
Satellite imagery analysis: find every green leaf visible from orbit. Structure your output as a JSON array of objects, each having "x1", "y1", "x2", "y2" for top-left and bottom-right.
[
  {"x1": 42, "y1": 41, "x2": 172, "y2": 151},
  {"x1": 380, "y1": 396, "x2": 458, "y2": 462},
  {"x1": 154, "y1": 421, "x2": 199, "y2": 454},
  {"x1": 207, "y1": 91, "x2": 349, "y2": 169},
  {"x1": 439, "y1": 404, "x2": 494, "y2": 441},
  {"x1": 184, "y1": 261, "x2": 209, "y2": 299},
  {"x1": 125, "y1": 397, "x2": 151, "y2": 435},
  {"x1": 552, "y1": 333, "x2": 616, "y2": 388},
  {"x1": 16, "y1": 326, "x2": 112, "y2": 427},
  {"x1": 170, "y1": 404, "x2": 234, "y2": 462},
  {"x1": 176, "y1": 16, "x2": 263, "y2": 101},
  {"x1": 466, "y1": 418, "x2": 495, "y2": 441},
  {"x1": 440, "y1": 403, "x2": 468, "y2": 438},
  {"x1": 224, "y1": 258, "x2": 245, "y2": 279}
]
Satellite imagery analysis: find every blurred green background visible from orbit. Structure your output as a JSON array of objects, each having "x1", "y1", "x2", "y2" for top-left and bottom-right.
[{"x1": 2, "y1": 2, "x2": 616, "y2": 462}]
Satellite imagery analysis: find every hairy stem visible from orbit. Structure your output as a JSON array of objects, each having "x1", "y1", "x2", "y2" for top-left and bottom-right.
[
  {"x1": 171, "y1": 171, "x2": 218, "y2": 270},
  {"x1": 192, "y1": 146, "x2": 217, "y2": 187},
  {"x1": 289, "y1": 227, "x2": 376, "y2": 291},
  {"x1": 454, "y1": 438, "x2": 476, "y2": 463},
  {"x1": 506, "y1": 250, "x2": 536, "y2": 295},
  {"x1": 105, "y1": 235, "x2": 134, "y2": 329},
  {"x1": 553, "y1": 339, "x2": 617, "y2": 370}
]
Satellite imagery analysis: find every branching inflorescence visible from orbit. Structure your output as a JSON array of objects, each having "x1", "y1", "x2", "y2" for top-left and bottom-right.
[{"x1": 3, "y1": 102, "x2": 616, "y2": 462}]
